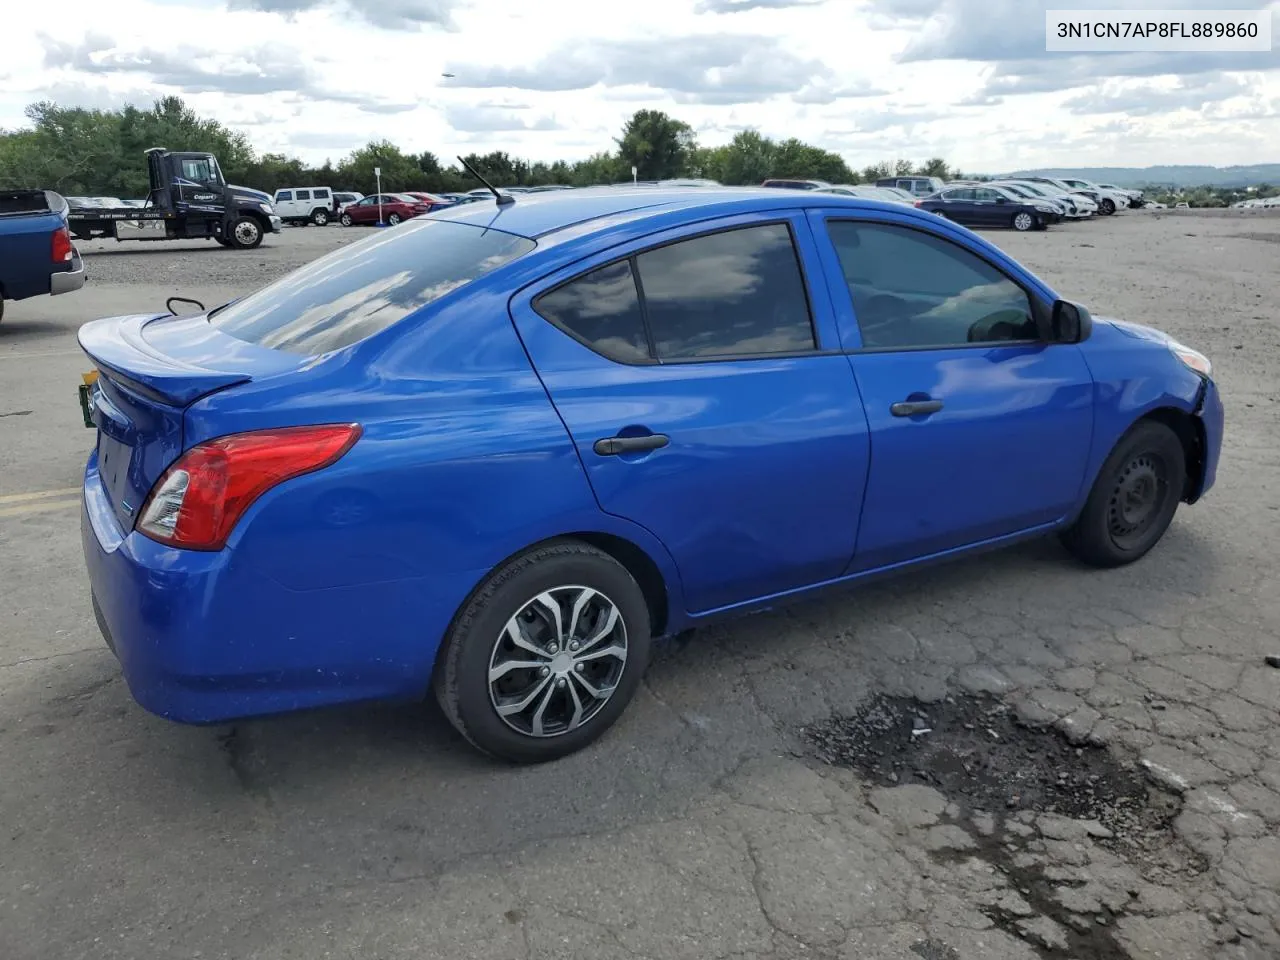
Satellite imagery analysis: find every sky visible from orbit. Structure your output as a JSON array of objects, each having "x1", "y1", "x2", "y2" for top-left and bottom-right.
[{"x1": 4, "y1": 0, "x2": 1279, "y2": 172}]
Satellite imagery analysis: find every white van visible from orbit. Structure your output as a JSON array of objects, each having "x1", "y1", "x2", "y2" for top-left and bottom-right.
[{"x1": 273, "y1": 187, "x2": 336, "y2": 225}]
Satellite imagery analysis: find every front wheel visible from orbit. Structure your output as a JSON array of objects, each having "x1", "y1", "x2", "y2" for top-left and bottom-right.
[
  {"x1": 434, "y1": 541, "x2": 652, "y2": 763},
  {"x1": 311, "y1": 208, "x2": 329, "y2": 226},
  {"x1": 340, "y1": 212, "x2": 353, "y2": 226},
  {"x1": 1101, "y1": 198, "x2": 1116, "y2": 215},
  {"x1": 228, "y1": 216, "x2": 264, "y2": 249},
  {"x1": 1012, "y1": 211, "x2": 1035, "y2": 232},
  {"x1": 1060, "y1": 420, "x2": 1186, "y2": 568}
]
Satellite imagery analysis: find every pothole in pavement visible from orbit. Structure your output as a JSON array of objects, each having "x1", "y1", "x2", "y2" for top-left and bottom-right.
[{"x1": 802, "y1": 693, "x2": 1206, "y2": 960}]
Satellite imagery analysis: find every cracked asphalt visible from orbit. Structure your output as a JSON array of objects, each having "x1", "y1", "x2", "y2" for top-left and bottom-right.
[{"x1": 2, "y1": 210, "x2": 1279, "y2": 960}]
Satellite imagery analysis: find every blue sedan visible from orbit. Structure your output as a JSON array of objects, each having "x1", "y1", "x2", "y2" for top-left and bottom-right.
[{"x1": 79, "y1": 187, "x2": 1223, "y2": 762}]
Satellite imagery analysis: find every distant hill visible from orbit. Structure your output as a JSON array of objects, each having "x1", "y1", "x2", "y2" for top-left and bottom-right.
[{"x1": 997, "y1": 165, "x2": 1280, "y2": 188}]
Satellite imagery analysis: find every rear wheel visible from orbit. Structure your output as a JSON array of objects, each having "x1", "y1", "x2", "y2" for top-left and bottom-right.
[
  {"x1": 228, "y1": 216, "x2": 264, "y2": 249},
  {"x1": 1060, "y1": 420, "x2": 1185, "y2": 567},
  {"x1": 434, "y1": 541, "x2": 651, "y2": 763},
  {"x1": 387, "y1": 212, "x2": 402, "y2": 225},
  {"x1": 1012, "y1": 211, "x2": 1035, "y2": 231},
  {"x1": 1101, "y1": 198, "x2": 1116, "y2": 215},
  {"x1": 311, "y1": 207, "x2": 329, "y2": 226}
]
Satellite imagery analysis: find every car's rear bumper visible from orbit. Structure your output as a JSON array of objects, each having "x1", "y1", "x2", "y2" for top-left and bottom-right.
[
  {"x1": 80, "y1": 452, "x2": 463, "y2": 724},
  {"x1": 50, "y1": 249, "x2": 86, "y2": 296}
]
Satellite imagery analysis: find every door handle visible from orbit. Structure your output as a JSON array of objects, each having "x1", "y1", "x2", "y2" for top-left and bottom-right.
[
  {"x1": 890, "y1": 399, "x2": 944, "y2": 417},
  {"x1": 593, "y1": 434, "x2": 669, "y2": 456}
]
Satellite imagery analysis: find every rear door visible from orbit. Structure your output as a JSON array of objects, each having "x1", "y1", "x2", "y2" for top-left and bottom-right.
[
  {"x1": 808, "y1": 211, "x2": 1094, "y2": 570},
  {"x1": 510, "y1": 213, "x2": 871, "y2": 615}
]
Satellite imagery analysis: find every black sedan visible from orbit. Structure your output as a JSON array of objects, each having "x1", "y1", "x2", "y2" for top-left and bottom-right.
[{"x1": 915, "y1": 185, "x2": 1060, "y2": 231}]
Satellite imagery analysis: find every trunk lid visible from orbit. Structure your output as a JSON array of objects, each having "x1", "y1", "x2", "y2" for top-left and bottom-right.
[{"x1": 79, "y1": 311, "x2": 305, "y2": 531}]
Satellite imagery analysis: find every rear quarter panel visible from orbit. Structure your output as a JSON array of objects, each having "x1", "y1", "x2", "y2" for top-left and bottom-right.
[{"x1": 185, "y1": 280, "x2": 688, "y2": 673}]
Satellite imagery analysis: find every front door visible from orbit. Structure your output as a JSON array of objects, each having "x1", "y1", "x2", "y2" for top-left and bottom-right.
[
  {"x1": 349, "y1": 197, "x2": 379, "y2": 223},
  {"x1": 172, "y1": 155, "x2": 225, "y2": 218},
  {"x1": 510, "y1": 214, "x2": 871, "y2": 614},
  {"x1": 810, "y1": 212, "x2": 1094, "y2": 571}
]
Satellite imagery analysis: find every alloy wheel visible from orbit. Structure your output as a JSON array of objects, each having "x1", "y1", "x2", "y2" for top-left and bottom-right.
[
  {"x1": 487, "y1": 586, "x2": 628, "y2": 738},
  {"x1": 1013, "y1": 212, "x2": 1033, "y2": 231}
]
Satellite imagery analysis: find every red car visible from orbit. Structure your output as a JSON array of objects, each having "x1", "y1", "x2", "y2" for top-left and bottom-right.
[
  {"x1": 339, "y1": 193, "x2": 430, "y2": 226},
  {"x1": 404, "y1": 191, "x2": 455, "y2": 211}
]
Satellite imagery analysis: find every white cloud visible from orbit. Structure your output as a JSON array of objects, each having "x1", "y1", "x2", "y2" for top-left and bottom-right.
[{"x1": 1, "y1": 0, "x2": 1276, "y2": 170}]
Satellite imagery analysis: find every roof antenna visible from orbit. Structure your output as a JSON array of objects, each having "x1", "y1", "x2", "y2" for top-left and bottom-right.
[{"x1": 457, "y1": 155, "x2": 514, "y2": 206}]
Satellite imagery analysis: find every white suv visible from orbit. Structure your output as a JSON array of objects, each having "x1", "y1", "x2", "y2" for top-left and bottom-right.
[{"x1": 273, "y1": 187, "x2": 336, "y2": 226}]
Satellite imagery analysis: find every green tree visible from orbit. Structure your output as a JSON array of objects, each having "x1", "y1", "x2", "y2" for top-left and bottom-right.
[
  {"x1": 337, "y1": 139, "x2": 425, "y2": 192},
  {"x1": 718, "y1": 131, "x2": 776, "y2": 185},
  {"x1": 915, "y1": 157, "x2": 951, "y2": 180},
  {"x1": 615, "y1": 110, "x2": 695, "y2": 180},
  {"x1": 570, "y1": 151, "x2": 621, "y2": 186},
  {"x1": 860, "y1": 162, "x2": 892, "y2": 182}
]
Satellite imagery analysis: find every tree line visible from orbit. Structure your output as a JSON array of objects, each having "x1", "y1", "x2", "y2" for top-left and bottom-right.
[{"x1": 0, "y1": 97, "x2": 964, "y2": 198}]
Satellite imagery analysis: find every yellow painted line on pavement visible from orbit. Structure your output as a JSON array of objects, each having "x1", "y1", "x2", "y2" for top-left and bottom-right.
[
  {"x1": 0, "y1": 487, "x2": 80, "y2": 505},
  {"x1": 0, "y1": 498, "x2": 81, "y2": 519}
]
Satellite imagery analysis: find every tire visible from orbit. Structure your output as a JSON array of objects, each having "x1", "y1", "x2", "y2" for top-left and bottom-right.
[
  {"x1": 434, "y1": 540, "x2": 652, "y2": 763},
  {"x1": 228, "y1": 216, "x2": 264, "y2": 249},
  {"x1": 1101, "y1": 198, "x2": 1116, "y2": 215},
  {"x1": 340, "y1": 212, "x2": 353, "y2": 226},
  {"x1": 1060, "y1": 420, "x2": 1186, "y2": 568},
  {"x1": 311, "y1": 207, "x2": 329, "y2": 226},
  {"x1": 1012, "y1": 211, "x2": 1035, "y2": 232},
  {"x1": 387, "y1": 212, "x2": 402, "y2": 225}
]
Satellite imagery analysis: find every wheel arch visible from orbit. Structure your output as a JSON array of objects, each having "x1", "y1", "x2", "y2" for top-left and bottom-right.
[
  {"x1": 432, "y1": 530, "x2": 676, "y2": 683},
  {"x1": 1139, "y1": 405, "x2": 1207, "y2": 502}
]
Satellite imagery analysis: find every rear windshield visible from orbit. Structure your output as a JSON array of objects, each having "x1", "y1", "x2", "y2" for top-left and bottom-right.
[{"x1": 208, "y1": 219, "x2": 535, "y2": 355}]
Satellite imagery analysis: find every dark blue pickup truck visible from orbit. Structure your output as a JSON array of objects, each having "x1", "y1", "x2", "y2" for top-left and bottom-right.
[{"x1": 0, "y1": 189, "x2": 86, "y2": 324}]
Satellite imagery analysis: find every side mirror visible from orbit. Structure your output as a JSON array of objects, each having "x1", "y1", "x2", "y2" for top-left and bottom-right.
[
  {"x1": 1051, "y1": 299, "x2": 1093, "y2": 344},
  {"x1": 995, "y1": 196, "x2": 1008, "y2": 204}
]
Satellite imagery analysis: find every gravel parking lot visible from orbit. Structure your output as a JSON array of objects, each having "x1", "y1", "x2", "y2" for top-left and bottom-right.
[{"x1": 2, "y1": 210, "x2": 1279, "y2": 960}]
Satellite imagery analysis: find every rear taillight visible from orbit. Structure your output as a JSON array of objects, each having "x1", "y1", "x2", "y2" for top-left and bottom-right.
[
  {"x1": 913, "y1": 200, "x2": 923, "y2": 207},
  {"x1": 51, "y1": 226, "x2": 73, "y2": 263},
  {"x1": 137, "y1": 424, "x2": 361, "y2": 550}
]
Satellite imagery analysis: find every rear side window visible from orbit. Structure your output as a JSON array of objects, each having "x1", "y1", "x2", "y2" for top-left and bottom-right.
[
  {"x1": 276, "y1": 191, "x2": 293, "y2": 201},
  {"x1": 314, "y1": 189, "x2": 330, "y2": 199},
  {"x1": 826, "y1": 221, "x2": 1037, "y2": 349},
  {"x1": 209, "y1": 220, "x2": 535, "y2": 355},
  {"x1": 296, "y1": 189, "x2": 311, "y2": 200},
  {"x1": 637, "y1": 223, "x2": 815, "y2": 359},
  {"x1": 534, "y1": 261, "x2": 649, "y2": 363}
]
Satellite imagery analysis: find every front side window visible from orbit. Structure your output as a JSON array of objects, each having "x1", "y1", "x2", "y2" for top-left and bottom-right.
[
  {"x1": 180, "y1": 158, "x2": 215, "y2": 183},
  {"x1": 636, "y1": 223, "x2": 815, "y2": 359},
  {"x1": 209, "y1": 220, "x2": 535, "y2": 355},
  {"x1": 826, "y1": 221, "x2": 1039, "y2": 349},
  {"x1": 276, "y1": 191, "x2": 293, "y2": 202}
]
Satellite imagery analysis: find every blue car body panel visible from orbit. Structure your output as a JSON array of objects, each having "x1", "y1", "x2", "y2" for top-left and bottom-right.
[{"x1": 77, "y1": 188, "x2": 1224, "y2": 724}]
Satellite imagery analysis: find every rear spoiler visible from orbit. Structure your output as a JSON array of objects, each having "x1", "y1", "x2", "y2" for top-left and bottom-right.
[{"x1": 78, "y1": 314, "x2": 252, "y2": 406}]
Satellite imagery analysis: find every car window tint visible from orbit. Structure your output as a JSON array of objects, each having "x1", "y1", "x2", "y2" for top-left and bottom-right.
[
  {"x1": 209, "y1": 220, "x2": 535, "y2": 356},
  {"x1": 276, "y1": 191, "x2": 293, "y2": 201},
  {"x1": 635, "y1": 223, "x2": 815, "y2": 359},
  {"x1": 826, "y1": 221, "x2": 1038, "y2": 349},
  {"x1": 296, "y1": 189, "x2": 311, "y2": 200},
  {"x1": 314, "y1": 189, "x2": 329, "y2": 198},
  {"x1": 534, "y1": 260, "x2": 649, "y2": 363}
]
